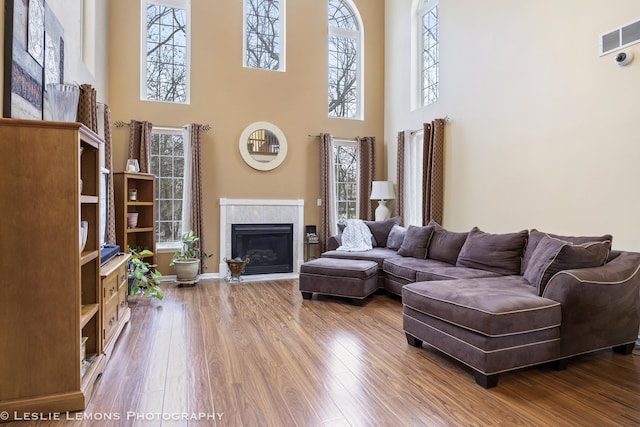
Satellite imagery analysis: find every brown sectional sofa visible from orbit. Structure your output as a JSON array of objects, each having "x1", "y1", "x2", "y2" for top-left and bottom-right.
[{"x1": 319, "y1": 218, "x2": 640, "y2": 387}]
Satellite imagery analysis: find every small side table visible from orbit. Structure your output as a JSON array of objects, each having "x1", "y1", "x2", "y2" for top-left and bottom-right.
[{"x1": 305, "y1": 239, "x2": 320, "y2": 261}]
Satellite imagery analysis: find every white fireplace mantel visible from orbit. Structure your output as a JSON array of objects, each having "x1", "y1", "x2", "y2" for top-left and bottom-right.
[{"x1": 219, "y1": 198, "x2": 304, "y2": 277}]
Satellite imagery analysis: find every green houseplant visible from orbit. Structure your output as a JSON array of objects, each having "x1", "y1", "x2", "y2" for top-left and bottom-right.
[
  {"x1": 170, "y1": 230, "x2": 212, "y2": 281},
  {"x1": 129, "y1": 249, "x2": 163, "y2": 300}
]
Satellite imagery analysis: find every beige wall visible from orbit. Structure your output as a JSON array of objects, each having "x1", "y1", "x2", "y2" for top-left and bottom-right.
[
  {"x1": 386, "y1": 0, "x2": 640, "y2": 250},
  {"x1": 108, "y1": 0, "x2": 386, "y2": 274}
]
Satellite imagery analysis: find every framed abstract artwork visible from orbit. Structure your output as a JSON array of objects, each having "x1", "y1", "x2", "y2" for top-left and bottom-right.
[{"x1": 3, "y1": 0, "x2": 64, "y2": 120}]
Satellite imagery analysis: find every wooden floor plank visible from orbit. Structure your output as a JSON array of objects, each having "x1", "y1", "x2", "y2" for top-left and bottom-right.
[{"x1": 4, "y1": 278, "x2": 639, "y2": 427}]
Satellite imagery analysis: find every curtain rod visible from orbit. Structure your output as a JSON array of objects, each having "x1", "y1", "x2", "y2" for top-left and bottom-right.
[
  {"x1": 410, "y1": 115, "x2": 450, "y2": 135},
  {"x1": 308, "y1": 134, "x2": 358, "y2": 140},
  {"x1": 114, "y1": 120, "x2": 211, "y2": 132}
]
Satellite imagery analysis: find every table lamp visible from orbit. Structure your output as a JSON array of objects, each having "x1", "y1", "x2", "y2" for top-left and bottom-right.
[{"x1": 370, "y1": 181, "x2": 396, "y2": 221}]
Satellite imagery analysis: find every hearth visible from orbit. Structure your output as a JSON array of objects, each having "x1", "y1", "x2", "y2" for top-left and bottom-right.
[{"x1": 231, "y1": 223, "x2": 294, "y2": 275}]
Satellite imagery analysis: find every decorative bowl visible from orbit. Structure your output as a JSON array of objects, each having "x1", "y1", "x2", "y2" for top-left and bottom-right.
[{"x1": 223, "y1": 257, "x2": 250, "y2": 282}]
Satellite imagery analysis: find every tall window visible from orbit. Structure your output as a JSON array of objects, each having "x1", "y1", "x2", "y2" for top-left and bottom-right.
[
  {"x1": 141, "y1": 0, "x2": 190, "y2": 103},
  {"x1": 150, "y1": 127, "x2": 189, "y2": 247},
  {"x1": 419, "y1": 0, "x2": 439, "y2": 106},
  {"x1": 332, "y1": 140, "x2": 359, "y2": 222},
  {"x1": 244, "y1": 0, "x2": 285, "y2": 71},
  {"x1": 328, "y1": 0, "x2": 363, "y2": 119}
]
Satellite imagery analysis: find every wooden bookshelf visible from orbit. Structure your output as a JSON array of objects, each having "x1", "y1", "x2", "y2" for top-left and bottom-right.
[
  {"x1": 114, "y1": 172, "x2": 156, "y2": 265},
  {"x1": 0, "y1": 119, "x2": 106, "y2": 420}
]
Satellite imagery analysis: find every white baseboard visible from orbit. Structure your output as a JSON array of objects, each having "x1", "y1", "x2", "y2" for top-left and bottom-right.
[{"x1": 160, "y1": 272, "x2": 298, "y2": 283}]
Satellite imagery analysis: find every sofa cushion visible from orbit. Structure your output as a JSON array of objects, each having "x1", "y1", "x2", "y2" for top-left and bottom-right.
[
  {"x1": 530, "y1": 239, "x2": 611, "y2": 295},
  {"x1": 415, "y1": 266, "x2": 501, "y2": 282},
  {"x1": 397, "y1": 225, "x2": 433, "y2": 258},
  {"x1": 426, "y1": 221, "x2": 468, "y2": 265},
  {"x1": 402, "y1": 277, "x2": 561, "y2": 337},
  {"x1": 321, "y1": 247, "x2": 399, "y2": 269},
  {"x1": 364, "y1": 216, "x2": 401, "y2": 247},
  {"x1": 456, "y1": 227, "x2": 528, "y2": 275},
  {"x1": 383, "y1": 257, "x2": 450, "y2": 282},
  {"x1": 521, "y1": 229, "x2": 613, "y2": 274},
  {"x1": 386, "y1": 225, "x2": 406, "y2": 250}
]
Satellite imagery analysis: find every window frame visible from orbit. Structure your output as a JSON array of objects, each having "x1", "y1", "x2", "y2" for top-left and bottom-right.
[
  {"x1": 331, "y1": 138, "x2": 359, "y2": 226},
  {"x1": 417, "y1": 0, "x2": 439, "y2": 108},
  {"x1": 243, "y1": 0, "x2": 287, "y2": 72},
  {"x1": 150, "y1": 126, "x2": 189, "y2": 252},
  {"x1": 140, "y1": 0, "x2": 191, "y2": 104},
  {"x1": 328, "y1": 0, "x2": 364, "y2": 120}
]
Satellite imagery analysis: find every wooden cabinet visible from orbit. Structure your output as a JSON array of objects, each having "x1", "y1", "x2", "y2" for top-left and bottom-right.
[
  {"x1": 0, "y1": 119, "x2": 105, "y2": 419},
  {"x1": 100, "y1": 254, "x2": 131, "y2": 362},
  {"x1": 114, "y1": 172, "x2": 156, "y2": 265}
]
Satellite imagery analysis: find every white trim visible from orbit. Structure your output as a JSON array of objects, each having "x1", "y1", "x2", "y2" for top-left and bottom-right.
[
  {"x1": 161, "y1": 272, "x2": 299, "y2": 282},
  {"x1": 219, "y1": 199, "x2": 304, "y2": 276}
]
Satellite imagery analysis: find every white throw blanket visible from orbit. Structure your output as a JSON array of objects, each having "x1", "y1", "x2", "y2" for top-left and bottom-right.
[{"x1": 337, "y1": 219, "x2": 373, "y2": 252}]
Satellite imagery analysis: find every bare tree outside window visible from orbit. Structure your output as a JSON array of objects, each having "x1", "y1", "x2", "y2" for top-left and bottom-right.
[
  {"x1": 328, "y1": 0, "x2": 361, "y2": 119},
  {"x1": 144, "y1": 2, "x2": 189, "y2": 103},
  {"x1": 245, "y1": 0, "x2": 282, "y2": 70},
  {"x1": 333, "y1": 143, "x2": 358, "y2": 222},
  {"x1": 420, "y1": 1, "x2": 439, "y2": 106},
  {"x1": 151, "y1": 131, "x2": 185, "y2": 243}
]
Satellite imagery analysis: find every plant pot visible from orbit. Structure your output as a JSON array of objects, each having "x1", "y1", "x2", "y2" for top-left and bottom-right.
[
  {"x1": 173, "y1": 258, "x2": 200, "y2": 281},
  {"x1": 127, "y1": 212, "x2": 139, "y2": 228}
]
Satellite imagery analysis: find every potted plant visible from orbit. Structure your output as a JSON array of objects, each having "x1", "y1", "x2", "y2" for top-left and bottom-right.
[
  {"x1": 170, "y1": 230, "x2": 212, "y2": 282},
  {"x1": 129, "y1": 249, "x2": 163, "y2": 300}
]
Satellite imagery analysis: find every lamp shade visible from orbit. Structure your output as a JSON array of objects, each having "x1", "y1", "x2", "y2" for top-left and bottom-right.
[{"x1": 370, "y1": 181, "x2": 395, "y2": 200}]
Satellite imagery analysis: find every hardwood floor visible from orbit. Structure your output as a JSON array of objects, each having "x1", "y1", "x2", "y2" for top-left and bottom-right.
[{"x1": 7, "y1": 278, "x2": 640, "y2": 426}]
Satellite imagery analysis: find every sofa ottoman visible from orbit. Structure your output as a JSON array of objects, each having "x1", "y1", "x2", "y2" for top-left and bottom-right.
[
  {"x1": 402, "y1": 276, "x2": 562, "y2": 388},
  {"x1": 299, "y1": 258, "x2": 378, "y2": 305}
]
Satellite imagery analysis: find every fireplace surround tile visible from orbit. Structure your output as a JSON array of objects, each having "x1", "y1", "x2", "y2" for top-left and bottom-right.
[{"x1": 219, "y1": 199, "x2": 304, "y2": 276}]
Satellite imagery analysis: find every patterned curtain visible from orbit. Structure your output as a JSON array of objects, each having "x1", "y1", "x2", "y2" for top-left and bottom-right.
[
  {"x1": 76, "y1": 84, "x2": 98, "y2": 132},
  {"x1": 187, "y1": 124, "x2": 205, "y2": 274},
  {"x1": 357, "y1": 136, "x2": 376, "y2": 221},
  {"x1": 103, "y1": 104, "x2": 116, "y2": 244},
  {"x1": 319, "y1": 133, "x2": 333, "y2": 253},
  {"x1": 128, "y1": 120, "x2": 153, "y2": 173},
  {"x1": 396, "y1": 131, "x2": 406, "y2": 225},
  {"x1": 422, "y1": 119, "x2": 446, "y2": 225}
]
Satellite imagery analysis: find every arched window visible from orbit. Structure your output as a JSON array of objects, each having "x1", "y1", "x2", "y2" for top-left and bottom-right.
[
  {"x1": 417, "y1": 0, "x2": 439, "y2": 107},
  {"x1": 328, "y1": 0, "x2": 363, "y2": 119},
  {"x1": 244, "y1": 0, "x2": 286, "y2": 71}
]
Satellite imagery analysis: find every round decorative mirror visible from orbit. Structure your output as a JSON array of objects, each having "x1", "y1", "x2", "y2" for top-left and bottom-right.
[{"x1": 239, "y1": 121, "x2": 288, "y2": 171}]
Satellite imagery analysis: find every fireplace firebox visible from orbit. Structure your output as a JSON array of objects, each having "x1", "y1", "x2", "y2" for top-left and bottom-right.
[{"x1": 231, "y1": 223, "x2": 294, "y2": 275}]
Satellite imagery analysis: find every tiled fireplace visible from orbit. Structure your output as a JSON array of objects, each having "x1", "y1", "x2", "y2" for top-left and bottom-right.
[{"x1": 219, "y1": 199, "x2": 304, "y2": 277}]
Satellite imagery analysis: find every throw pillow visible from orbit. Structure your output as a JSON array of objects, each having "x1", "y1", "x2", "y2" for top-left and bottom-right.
[
  {"x1": 426, "y1": 220, "x2": 469, "y2": 265},
  {"x1": 397, "y1": 225, "x2": 433, "y2": 258},
  {"x1": 364, "y1": 216, "x2": 401, "y2": 247},
  {"x1": 521, "y1": 229, "x2": 613, "y2": 274},
  {"x1": 456, "y1": 227, "x2": 528, "y2": 275},
  {"x1": 534, "y1": 239, "x2": 611, "y2": 295},
  {"x1": 386, "y1": 225, "x2": 407, "y2": 250},
  {"x1": 523, "y1": 235, "x2": 567, "y2": 291}
]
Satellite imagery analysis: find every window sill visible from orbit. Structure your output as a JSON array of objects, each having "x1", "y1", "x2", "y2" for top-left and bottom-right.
[{"x1": 157, "y1": 243, "x2": 181, "y2": 254}]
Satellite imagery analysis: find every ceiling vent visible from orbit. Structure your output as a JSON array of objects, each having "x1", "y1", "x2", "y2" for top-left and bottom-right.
[{"x1": 600, "y1": 19, "x2": 640, "y2": 55}]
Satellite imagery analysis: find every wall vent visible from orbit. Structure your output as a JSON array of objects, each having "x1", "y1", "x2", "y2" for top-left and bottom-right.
[{"x1": 600, "y1": 18, "x2": 640, "y2": 55}]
